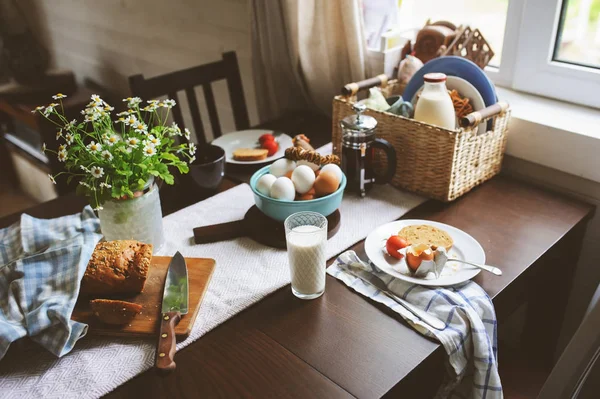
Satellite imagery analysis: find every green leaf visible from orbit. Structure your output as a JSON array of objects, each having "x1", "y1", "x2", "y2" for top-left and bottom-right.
[
  {"x1": 176, "y1": 163, "x2": 189, "y2": 174},
  {"x1": 162, "y1": 173, "x2": 175, "y2": 185},
  {"x1": 161, "y1": 153, "x2": 180, "y2": 162}
]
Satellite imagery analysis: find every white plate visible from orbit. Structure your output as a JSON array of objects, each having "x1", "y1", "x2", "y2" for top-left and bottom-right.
[
  {"x1": 364, "y1": 219, "x2": 485, "y2": 286},
  {"x1": 212, "y1": 130, "x2": 294, "y2": 165},
  {"x1": 411, "y1": 76, "x2": 487, "y2": 135}
]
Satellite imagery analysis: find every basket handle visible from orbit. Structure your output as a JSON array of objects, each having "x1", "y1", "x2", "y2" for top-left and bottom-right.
[
  {"x1": 341, "y1": 74, "x2": 389, "y2": 96},
  {"x1": 459, "y1": 101, "x2": 509, "y2": 128}
]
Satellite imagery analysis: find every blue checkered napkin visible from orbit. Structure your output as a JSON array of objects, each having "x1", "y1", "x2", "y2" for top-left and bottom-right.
[
  {"x1": 0, "y1": 206, "x2": 102, "y2": 360},
  {"x1": 328, "y1": 251, "x2": 502, "y2": 399}
]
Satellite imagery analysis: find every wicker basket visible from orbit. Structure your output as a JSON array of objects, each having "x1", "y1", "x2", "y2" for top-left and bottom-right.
[{"x1": 332, "y1": 77, "x2": 510, "y2": 202}]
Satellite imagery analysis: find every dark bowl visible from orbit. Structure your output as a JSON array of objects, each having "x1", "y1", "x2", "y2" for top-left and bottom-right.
[{"x1": 189, "y1": 144, "x2": 225, "y2": 191}]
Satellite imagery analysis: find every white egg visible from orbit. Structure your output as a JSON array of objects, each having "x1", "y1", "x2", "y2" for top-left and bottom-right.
[
  {"x1": 291, "y1": 165, "x2": 316, "y2": 194},
  {"x1": 320, "y1": 164, "x2": 343, "y2": 182},
  {"x1": 270, "y1": 177, "x2": 295, "y2": 201},
  {"x1": 256, "y1": 174, "x2": 277, "y2": 196},
  {"x1": 297, "y1": 160, "x2": 320, "y2": 171},
  {"x1": 269, "y1": 159, "x2": 296, "y2": 177}
]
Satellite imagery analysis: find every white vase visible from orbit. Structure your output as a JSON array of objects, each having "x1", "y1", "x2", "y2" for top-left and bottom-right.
[{"x1": 97, "y1": 178, "x2": 165, "y2": 252}]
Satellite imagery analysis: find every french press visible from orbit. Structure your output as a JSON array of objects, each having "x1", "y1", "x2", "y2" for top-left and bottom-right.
[{"x1": 340, "y1": 103, "x2": 397, "y2": 197}]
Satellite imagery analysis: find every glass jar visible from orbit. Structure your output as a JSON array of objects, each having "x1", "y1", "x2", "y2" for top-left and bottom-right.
[
  {"x1": 413, "y1": 72, "x2": 456, "y2": 130},
  {"x1": 97, "y1": 178, "x2": 164, "y2": 252}
]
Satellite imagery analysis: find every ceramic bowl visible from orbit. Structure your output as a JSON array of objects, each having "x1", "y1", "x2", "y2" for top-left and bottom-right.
[{"x1": 249, "y1": 165, "x2": 346, "y2": 222}]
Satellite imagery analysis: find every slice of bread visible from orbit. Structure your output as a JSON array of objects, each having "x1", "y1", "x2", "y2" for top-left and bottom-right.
[
  {"x1": 398, "y1": 224, "x2": 453, "y2": 251},
  {"x1": 233, "y1": 148, "x2": 268, "y2": 161},
  {"x1": 90, "y1": 299, "x2": 142, "y2": 325}
]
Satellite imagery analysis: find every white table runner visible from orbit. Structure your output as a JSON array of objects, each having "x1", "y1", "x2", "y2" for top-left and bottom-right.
[{"x1": 0, "y1": 183, "x2": 424, "y2": 399}]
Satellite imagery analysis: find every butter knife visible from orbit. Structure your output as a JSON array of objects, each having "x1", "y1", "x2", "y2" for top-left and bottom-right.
[
  {"x1": 156, "y1": 251, "x2": 189, "y2": 371},
  {"x1": 338, "y1": 262, "x2": 446, "y2": 330}
]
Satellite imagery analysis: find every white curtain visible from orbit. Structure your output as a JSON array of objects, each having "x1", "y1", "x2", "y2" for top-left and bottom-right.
[{"x1": 251, "y1": 0, "x2": 370, "y2": 121}]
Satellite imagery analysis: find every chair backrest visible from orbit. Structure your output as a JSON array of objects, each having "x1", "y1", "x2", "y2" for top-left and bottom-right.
[
  {"x1": 538, "y1": 288, "x2": 600, "y2": 398},
  {"x1": 128, "y1": 51, "x2": 250, "y2": 144}
]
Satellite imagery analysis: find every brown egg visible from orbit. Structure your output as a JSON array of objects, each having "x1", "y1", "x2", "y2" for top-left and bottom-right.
[
  {"x1": 314, "y1": 171, "x2": 340, "y2": 197},
  {"x1": 285, "y1": 170, "x2": 294, "y2": 179},
  {"x1": 315, "y1": 169, "x2": 320, "y2": 177},
  {"x1": 296, "y1": 188, "x2": 316, "y2": 201},
  {"x1": 406, "y1": 244, "x2": 434, "y2": 272}
]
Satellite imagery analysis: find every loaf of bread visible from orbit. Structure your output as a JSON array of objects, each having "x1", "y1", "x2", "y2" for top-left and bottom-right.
[
  {"x1": 90, "y1": 299, "x2": 142, "y2": 325},
  {"x1": 398, "y1": 225, "x2": 454, "y2": 251},
  {"x1": 81, "y1": 240, "x2": 152, "y2": 295}
]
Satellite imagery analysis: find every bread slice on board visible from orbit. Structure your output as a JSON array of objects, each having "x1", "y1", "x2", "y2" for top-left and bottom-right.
[
  {"x1": 90, "y1": 299, "x2": 142, "y2": 325},
  {"x1": 233, "y1": 148, "x2": 268, "y2": 161},
  {"x1": 398, "y1": 224, "x2": 454, "y2": 250}
]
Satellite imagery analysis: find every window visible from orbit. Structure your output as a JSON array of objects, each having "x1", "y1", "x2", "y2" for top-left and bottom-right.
[{"x1": 364, "y1": 0, "x2": 600, "y2": 108}]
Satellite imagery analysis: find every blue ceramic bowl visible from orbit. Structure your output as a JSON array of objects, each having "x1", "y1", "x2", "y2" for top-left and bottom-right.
[{"x1": 250, "y1": 165, "x2": 346, "y2": 222}]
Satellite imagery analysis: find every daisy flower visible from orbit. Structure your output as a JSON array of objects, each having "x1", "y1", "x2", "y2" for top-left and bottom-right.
[
  {"x1": 52, "y1": 93, "x2": 67, "y2": 100},
  {"x1": 124, "y1": 97, "x2": 142, "y2": 108},
  {"x1": 148, "y1": 99, "x2": 160, "y2": 105},
  {"x1": 43, "y1": 105, "x2": 55, "y2": 116},
  {"x1": 48, "y1": 174, "x2": 56, "y2": 184},
  {"x1": 127, "y1": 137, "x2": 140, "y2": 148},
  {"x1": 169, "y1": 122, "x2": 181, "y2": 136},
  {"x1": 189, "y1": 156, "x2": 196, "y2": 164},
  {"x1": 93, "y1": 206, "x2": 104, "y2": 211},
  {"x1": 90, "y1": 166, "x2": 104, "y2": 179},
  {"x1": 147, "y1": 135, "x2": 160, "y2": 147},
  {"x1": 87, "y1": 141, "x2": 102, "y2": 152},
  {"x1": 124, "y1": 115, "x2": 137, "y2": 126},
  {"x1": 101, "y1": 150, "x2": 113, "y2": 161},
  {"x1": 41, "y1": 143, "x2": 47, "y2": 153},
  {"x1": 99, "y1": 182, "x2": 112, "y2": 189},
  {"x1": 91, "y1": 94, "x2": 102, "y2": 103},
  {"x1": 32, "y1": 105, "x2": 45, "y2": 114},
  {"x1": 116, "y1": 111, "x2": 131, "y2": 117},
  {"x1": 58, "y1": 144, "x2": 66, "y2": 152},
  {"x1": 184, "y1": 128, "x2": 191, "y2": 140},
  {"x1": 189, "y1": 142, "x2": 197, "y2": 155},
  {"x1": 104, "y1": 134, "x2": 120, "y2": 146},
  {"x1": 79, "y1": 181, "x2": 90, "y2": 188},
  {"x1": 64, "y1": 133, "x2": 74, "y2": 144},
  {"x1": 133, "y1": 121, "x2": 148, "y2": 134},
  {"x1": 143, "y1": 144, "x2": 156, "y2": 157},
  {"x1": 80, "y1": 165, "x2": 90, "y2": 173},
  {"x1": 57, "y1": 150, "x2": 68, "y2": 162},
  {"x1": 56, "y1": 129, "x2": 63, "y2": 140},
  {"x1": 164, "y1": 99, "x2": 176, "y2": 108}
]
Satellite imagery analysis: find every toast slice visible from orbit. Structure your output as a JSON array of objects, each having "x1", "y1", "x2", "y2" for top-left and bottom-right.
[
  {"x1": 398, "y1": 224, "x2": 454, "y2": 251},
  {"x1": 233, "y1": 148, "x2": 268, "y2": 161}
]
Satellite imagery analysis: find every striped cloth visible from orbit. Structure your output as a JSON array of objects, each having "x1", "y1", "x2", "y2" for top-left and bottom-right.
[
  {"x1": 328, "y1": 251, "x2": 502, "y2": 399},
  {"x1": 0, "y1": 206, "x2": 102, "y2": 360}
]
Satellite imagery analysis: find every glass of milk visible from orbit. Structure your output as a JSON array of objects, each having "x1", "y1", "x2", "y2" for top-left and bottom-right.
[{"x1": 284, "y1": 212, "x2": 328, "y2": 300}]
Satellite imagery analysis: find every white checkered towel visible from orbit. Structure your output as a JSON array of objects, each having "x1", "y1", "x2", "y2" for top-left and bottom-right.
[
  {"x1": 0, "y1": 206, "x2": 102, "y2": 360},
  {"x1": 328, "y1": 251, "x2": 502, "y2": 399}
]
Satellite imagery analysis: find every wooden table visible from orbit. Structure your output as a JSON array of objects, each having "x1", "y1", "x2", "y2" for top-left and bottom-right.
[{"x1": 0, "y1": 116, "x2": 594, "y2": 398}]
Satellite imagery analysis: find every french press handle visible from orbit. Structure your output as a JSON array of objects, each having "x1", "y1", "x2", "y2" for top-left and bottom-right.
[{"x1": 370, "y1": 138, "x2": 397, "y2": 184}]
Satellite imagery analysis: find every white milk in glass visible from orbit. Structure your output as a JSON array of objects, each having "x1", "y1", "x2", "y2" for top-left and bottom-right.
[
  {"x1": 414, "y1": 73, "x2": 456, "y2": 130},
  {"x1": 287, "y1": 225, "x2": 327, "y2": 298}
]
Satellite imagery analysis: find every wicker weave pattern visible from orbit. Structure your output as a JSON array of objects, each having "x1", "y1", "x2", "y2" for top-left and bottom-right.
[{"x1": 332, "y1": 80, "x2": 510, "y2": 202}]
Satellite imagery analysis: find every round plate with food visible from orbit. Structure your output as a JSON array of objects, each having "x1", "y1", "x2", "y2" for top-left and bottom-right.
[
  {"x1": 364, "y1": 219, "x2": 485, "y2": 286},
  {"x1": 212, "y1": 130, "x2": 293, "y2": 165}
]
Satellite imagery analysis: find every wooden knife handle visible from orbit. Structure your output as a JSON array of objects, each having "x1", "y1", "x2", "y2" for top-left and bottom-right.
[
  {"x1": 193, "y1": 220, "x2": 246, "y2": 244},
  {"x1": 341, "y1": 74, "x2": 389, "y2": 96},
  {"x1": 155, "y1": 311, "x2": 181, "y2": 372}
]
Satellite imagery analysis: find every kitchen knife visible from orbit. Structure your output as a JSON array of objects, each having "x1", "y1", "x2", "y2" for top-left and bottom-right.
[{"x1": 156, "y1": 251, "x2": 189, "y2": 371}]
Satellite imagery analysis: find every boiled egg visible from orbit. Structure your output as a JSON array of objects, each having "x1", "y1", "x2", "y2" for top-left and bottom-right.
[
  {"x1": 320, "y1": 164, "x2": 343, "y2": 183},
  {"x1": 291, "y1": 165, "x2": 316, "y2": 194},
  {"x1": 314, "y1": 171, "x2": 340, "y2": 197},
  {"x1": 256, "y1": 174, "x2": 277, "y2": 196},
  {"x1": 270, "y1": 177, "x2": 295, "y2": 201},
  {"x1": 269, "y1": 159, "x2": 296, "y2": 177}
]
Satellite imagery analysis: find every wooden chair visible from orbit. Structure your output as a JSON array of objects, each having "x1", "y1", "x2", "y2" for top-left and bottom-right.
[{"x1": 128, "y1": 52, "x2": 250, "y2": 144}]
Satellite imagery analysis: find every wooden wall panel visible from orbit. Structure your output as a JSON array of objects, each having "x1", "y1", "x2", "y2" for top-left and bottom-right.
[{"x1": 26, "y1": 0, "x2": 258, "y2": 140}]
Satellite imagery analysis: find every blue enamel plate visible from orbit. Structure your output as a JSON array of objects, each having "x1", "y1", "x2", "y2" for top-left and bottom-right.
[{"x1": 404, "y1": 56, "x2": 497, "y2": 108}]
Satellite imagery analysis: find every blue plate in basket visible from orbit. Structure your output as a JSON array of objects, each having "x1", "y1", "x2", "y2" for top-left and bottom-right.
[{"x1": 403, "y1": 56, "x2": 498, "y2": 108}]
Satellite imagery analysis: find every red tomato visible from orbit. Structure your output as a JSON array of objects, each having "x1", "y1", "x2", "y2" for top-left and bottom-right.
[
  {"x1": 262, "y1": 140, "x2": 279, "y2": 156},
  {"x1": 259, "y1": 133, "x2": 275, "y2": 144},
  {"x1": 385, "y1": 236, "x2": 408, "y2": 259}
]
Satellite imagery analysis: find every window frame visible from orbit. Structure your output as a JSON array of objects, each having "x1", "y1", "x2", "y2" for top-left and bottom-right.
[{"x1": 495, "y1": 0, "x2": 600, "y2": 108}]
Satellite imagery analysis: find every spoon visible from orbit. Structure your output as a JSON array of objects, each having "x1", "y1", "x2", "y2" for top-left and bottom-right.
[{"x1": 447, "y1": 258, "x2": 502, "y2": 276}]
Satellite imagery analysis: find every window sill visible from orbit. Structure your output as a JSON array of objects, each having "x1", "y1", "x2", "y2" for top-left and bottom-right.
[{"x1": 496, "y1": 87, "x2": 600, "y2": 183}]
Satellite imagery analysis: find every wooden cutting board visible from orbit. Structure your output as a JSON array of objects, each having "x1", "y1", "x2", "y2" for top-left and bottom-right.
[{"x1": 72, "y1": 256, "x2": 216, "y2": 339}]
